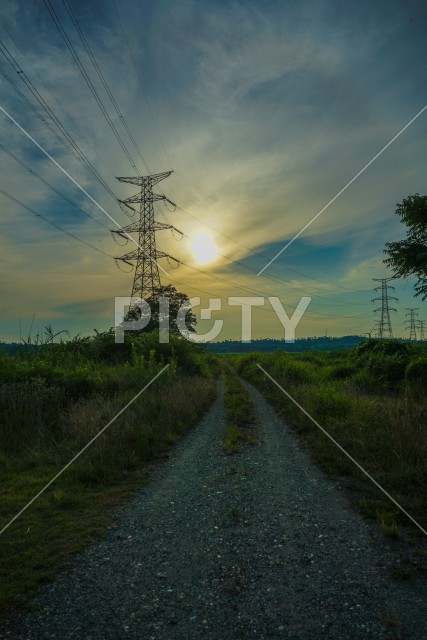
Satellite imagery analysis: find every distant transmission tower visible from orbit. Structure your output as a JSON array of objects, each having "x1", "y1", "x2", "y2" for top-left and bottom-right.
[
  {"x1": 418, "y1": 319, "x2": 425, "y2": 341},
  {"x1": 113, "y1": 171, "x2": 181, "y2": 303},
  {"x1": 371, "y1": 278, "x2": 397, "y2": 339},
  {"x1": 405, "y1": 308, "x2": 419, "y2": 341}
]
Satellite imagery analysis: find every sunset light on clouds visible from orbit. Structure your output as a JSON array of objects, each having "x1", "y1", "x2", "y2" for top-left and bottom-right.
[{"x1": 0, "y1": 0, "x2": 426, "y2": 341}]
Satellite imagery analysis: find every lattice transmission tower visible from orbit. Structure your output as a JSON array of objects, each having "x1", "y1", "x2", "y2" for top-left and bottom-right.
[
  {"x1": 371, "y1": 278, "x2": 397, "y2": 338},
  {"x1": 418, "y1": 319, "x2": 425, "y2": 341},
  {"x1": 112, "y1": 171, "x2": 182, "y2": 304},
  {"x1": 405, "y1": 308, "x2": 419, "y2": 341}
]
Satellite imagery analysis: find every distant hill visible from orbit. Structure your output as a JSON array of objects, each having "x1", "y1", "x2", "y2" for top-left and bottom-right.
[
  {"x1": 2, "y1": 336, "x2": 419, "y2": 356},
  {"x1": 0, "y1": 342, "x2": 33, "y2": 355},
  {"x1": 205, "y1": 336, "x2": 366, "y2": 353}
]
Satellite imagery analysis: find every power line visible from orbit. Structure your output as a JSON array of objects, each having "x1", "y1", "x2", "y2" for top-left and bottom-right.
[
  {"x1": 214, "y1": 249, "x2": 368, "y2": 305},
  {"x1": 161, "y1": 269, "x2": 371, "y2": 322},
  {"x1": 0, "y1": 186, "x2": 113, "y2": 258},
  {"x1": 91, "y1": 10, "x2": 374, "y2": 303},
  {"x1": 174, "y1": 200, "x2": 371, "y2": 295},
  {"x1": 176, "y1": 259, "x2": 371, "y2": 319},
  {"x1": 53, "y1": 0, "x2": 378, "y2": 305},
  {"x1": 0, "y1": 39, "x2": 126, "y2": 213},
  {"x1": 42, "y1": 0, "x2": 141, "y2": 176},
  {"x1": 62, "y1": 0, "x2": 151, "y2": 174},
  {"x1": 156, "y1": 213, "x2": 368, "y2": 305},
  {"x1": 0, "y1": 141, "x2": 111, "y2": 231},
  {"x1": 110, "y1": 0, "x2": 171, "y2": 169},
  {"x1": 158, "y1": 215, "x2": 370, "y2": 305}
]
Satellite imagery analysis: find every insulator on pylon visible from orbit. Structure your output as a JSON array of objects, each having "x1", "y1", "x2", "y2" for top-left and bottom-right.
[
  {"x1": 166, "y1": 256, "x2": 180, "y2": 269},
  {"x1": 114, "y1": 258, "x2": 133, "y2": 273},
  {"x1": 111, "y1": 230, "x2": 129, "y2": 246},
  {"x1": 171, "y1": 227, "x2": 184, "y2": 241}
]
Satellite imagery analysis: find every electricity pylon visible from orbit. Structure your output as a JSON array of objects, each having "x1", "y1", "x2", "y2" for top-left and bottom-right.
[
  {"x1": 418, "y1": 319, "x2": 425, "y2": 340},
  {"x1": 405, "y1": 308, "x2": 419, "y2": 341},
  {"x1": 371, "y1": 278, "x2": 397, "y2": 339},
  {"x1": 112, "y1": 171, "x2": 182, "y2": 303}
]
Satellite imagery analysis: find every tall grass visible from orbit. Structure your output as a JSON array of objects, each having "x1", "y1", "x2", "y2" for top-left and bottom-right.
[
  {"x1": 0, "y1": 330, "x2": 219, "y2": 614},
  {"x1": 236, "y1": 342, "x2": 427, "y2": 534},
  {"x1": 221, "y1": 360, "x2": 256, "y2": 452}
]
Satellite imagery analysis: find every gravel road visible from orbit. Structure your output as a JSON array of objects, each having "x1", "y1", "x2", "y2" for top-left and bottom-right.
[{"x1": 4, "y1": 378, "x2": 426, "y2": 639}]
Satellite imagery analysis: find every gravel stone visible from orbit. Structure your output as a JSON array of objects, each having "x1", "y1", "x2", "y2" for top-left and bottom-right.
[{"x1": 2, "y1": 378, "x2": 426, "y2": 639}]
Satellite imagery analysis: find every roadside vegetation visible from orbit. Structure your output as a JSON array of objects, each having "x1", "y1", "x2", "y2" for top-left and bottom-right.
[
  {"x1": 235, "y1": 340, "x2": 427, "y2": 536},
  {"x1": 221, "y1": 360, "x2": 256, "y2": 453},
  {"x1": 0, "y1": 328, "x2": 218, "y2": 614}
]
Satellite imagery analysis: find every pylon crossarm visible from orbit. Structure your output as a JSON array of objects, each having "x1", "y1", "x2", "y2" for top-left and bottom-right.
[
  {"x1": 115, "y1": 250, "x2": 138, "y2": 262},
  {"x1": 115, "y1": 257, "x2": 134, "y2": 268},
  {"x1": 118, "y1": 202, "x2": 136, "y2": 216},
  {"x1": 163, "y1": 196, "x2": 176, "y2": 209},
  {"x1": 118, "y1": 199, "x2": 138, "y2": 211},
  {"x1": 153, "y1": 194, "x2": 176, "y2": 209},
  {"x1": 116, "y1": 171, "x2": 173, "y2": 187},
  {"x1": 155, "y1": 250, "x2": 180, "y2": 263},
  {"x1": 111, "y1": 223, "x2": 140, "y2": 236},
  {"x1": 149, "y1": 170, "x2": 173, "y2": 186},
  {"x1": 112, "y1": 221, "x2": 182, "y2": 236},
  {"x1": 118, "y1": 195, "x2": 143, "y2": 205},
  {"x1": 152, "y1": 222, "x2": 183, "y2": 235}
]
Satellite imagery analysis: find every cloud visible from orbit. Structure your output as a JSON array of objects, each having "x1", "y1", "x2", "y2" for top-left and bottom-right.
[{"x1": 0, "y1": 0, "x2": 425, "y2": 340}]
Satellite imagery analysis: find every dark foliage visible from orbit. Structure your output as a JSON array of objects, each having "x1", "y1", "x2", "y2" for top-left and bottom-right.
[{"x1": 384, "y1": 194, "x2": 427, "y2": 298}]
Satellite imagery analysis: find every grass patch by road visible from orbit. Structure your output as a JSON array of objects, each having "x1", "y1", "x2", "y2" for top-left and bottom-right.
[
  {"x1": 0, "y1": 331, "x2": 218, "y2": 616},
  {"x1": 234, "y1": 340, "x2": 427, "y2": 538},
  {"x1": 221, "y1": 360, "x2": 256, "y2": 453}
]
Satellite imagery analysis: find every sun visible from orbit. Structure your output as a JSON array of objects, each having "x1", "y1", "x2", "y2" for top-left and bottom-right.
[{"x1": 190, "y1": 231, "x2": 219, "y2": 265}]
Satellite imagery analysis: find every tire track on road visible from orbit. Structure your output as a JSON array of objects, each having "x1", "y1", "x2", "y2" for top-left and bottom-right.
[{"x1": 4, "y1": 377, "x2": 426, "y2": 639}]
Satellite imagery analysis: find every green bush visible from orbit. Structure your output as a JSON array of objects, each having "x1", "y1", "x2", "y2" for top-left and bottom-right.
[
  {"x1": 355, "y1": 339, "x2": 414, "y2": 358},
  {"x1": 350, "y1": 369, "x2": 379, "y2": 393},
  {"x1": 405, "y1": 358, "x2": 427, "y2": 388},
  {"x1": 309, "y1": 385, "x2": 351, "y2": 419},
  {"x1": 353, "y1": 341, "x2": 414, "y2": 390},
  {"x1": 326, "y1": 364, "x2": 354, "y2": 380}
]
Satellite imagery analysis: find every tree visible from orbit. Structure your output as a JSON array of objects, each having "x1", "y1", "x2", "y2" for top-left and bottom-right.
[
  {"x1": 383, "y1": 194, "x2": 427, "y2": 299},
  {"x1": 125, "y1": 285, "x2": 197, "y2": 335}
]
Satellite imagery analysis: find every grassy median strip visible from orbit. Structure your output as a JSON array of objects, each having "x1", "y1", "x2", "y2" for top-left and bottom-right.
[
  {"x1": 0, "y1": 332, "x2": 218, "y2": 616},
  {"x1": 221, "y1": 360, "x2": 256, "y2": 453}
]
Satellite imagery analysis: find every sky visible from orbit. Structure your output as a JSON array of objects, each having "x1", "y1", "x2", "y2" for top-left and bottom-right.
[{"x1": 0, "y1": 0, "x2": 426, "y2": 342}]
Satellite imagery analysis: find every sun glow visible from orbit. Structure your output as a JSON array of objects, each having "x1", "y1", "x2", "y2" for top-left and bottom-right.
[{"x1": 190, "y1": 231, "x2": 219, "y2": 265}]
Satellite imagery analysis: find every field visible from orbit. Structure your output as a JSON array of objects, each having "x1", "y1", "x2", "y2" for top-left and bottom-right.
[
  {"x1": 0, "y1": 330, "x2": 218, "y2": 613},
  {"x1": 1, "y1": 333, "x2": 426, "y2": 617},
  {"x1": 234, "y1": 339, "x2": 427, "y2": 537}
]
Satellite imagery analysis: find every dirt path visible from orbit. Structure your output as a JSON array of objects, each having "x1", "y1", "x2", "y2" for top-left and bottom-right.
[{"x1": 4, "y1": 378, "x2": 426, "y2": 639}]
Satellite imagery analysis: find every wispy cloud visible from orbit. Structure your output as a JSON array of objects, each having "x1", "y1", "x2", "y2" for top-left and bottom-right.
[{"x1": 0, "y1": 0, "x2": 426, "y2": 339}]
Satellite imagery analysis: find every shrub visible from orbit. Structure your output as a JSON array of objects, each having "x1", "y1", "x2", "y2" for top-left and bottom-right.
[
  {"x1": 405, "y1": 358, "x2": 427, "y2": 388},
  {"x1": 276, "y1": 359, "x2": 315, "y2": 385},
  {"x1": 326, "y1": 364, "x2": 354, "y2": 380},
  {"x1": 355, "y1": 339, "x2": 414, "y2": 358}
]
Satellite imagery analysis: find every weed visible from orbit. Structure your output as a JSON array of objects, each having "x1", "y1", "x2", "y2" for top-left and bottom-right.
[
  {"x1": 221, "y1": 360, "x2": 256, "y2": 452},
  {"x1": 0, "y1": 333, "x2": 218, "y2": 615},
  {"x1": 222, "y1": 424, "x2": 241, "y2": 453},
  {"x1": 377, "y1": 510, "x2": 399, "y2": 537},
  {"x1": 237, "y1": 345, "x2": 427, "y2": 536}
]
